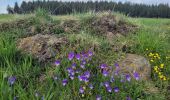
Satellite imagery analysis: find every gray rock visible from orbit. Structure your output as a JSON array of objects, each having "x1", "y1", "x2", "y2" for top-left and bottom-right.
[{"x1": 119, "y1": 53, "x2": 151, "y2": 80}]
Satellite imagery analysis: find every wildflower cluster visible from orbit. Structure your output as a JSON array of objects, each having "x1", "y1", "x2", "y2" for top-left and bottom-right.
[
  {"x1": 54, "y1": 49, "x2": 141, "y2": 99},
  {"x1": 146, "y1": 49, "x2": 168, "y2": 81}
]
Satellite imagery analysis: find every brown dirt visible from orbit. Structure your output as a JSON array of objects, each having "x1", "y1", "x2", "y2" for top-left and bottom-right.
[{"x1": 89, "y1": 14, "x2": 136, "y2": 37}]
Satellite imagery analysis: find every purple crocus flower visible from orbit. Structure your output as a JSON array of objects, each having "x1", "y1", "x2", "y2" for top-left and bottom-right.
[
  {"x1": 8, "y1": 76, "x2": 16, "y2": 85},
  {"x1": 106, "y1": 86, "x2": 112, "y2": 93},
  {"x1": 114, "y1": 87, "x2": 119, "y2": 93},
  {"x1": 68, "y1": 52, "x2": 74, "y2": 60},
  {"x1": 54, "y1": 60, "x2": 60, "y2": 66},
  {"x1": 104, "y1": 81, "x2": 110, "y2": 88},
  {"x1": 62, "y1": 79, "x2": 68, "y2": 86},
  {"x1": 102, "y1": 70, "x2": 109, "y2": 77},
  {"x1": 88, "y1": 50, "x2": 93, "y2": 57},
  {"x1": 133, "y1": 72, "x2": 140, "y2": 81},
  {"x1": 125, "y1": 74, "x2": 131, "y2": 82},
  {"x1": 75, "y1": 54, "x2": 81, "y2": 60},
  {"x1": 96, "y1": 95, "x2": 102, "y2": 100},
  {"x1": 79, "y1": 86, "x2": 85, "y2": 94},
  {"x1": 89, "y1": 83, "x2": 94, "y2": 89}
]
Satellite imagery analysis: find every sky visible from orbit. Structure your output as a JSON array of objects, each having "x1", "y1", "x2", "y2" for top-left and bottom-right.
[{"x1": 0, "y1": 0, "x2": 170, "y2": 14}]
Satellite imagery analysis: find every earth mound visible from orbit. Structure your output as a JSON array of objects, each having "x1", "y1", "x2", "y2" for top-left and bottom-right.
[
  {"x1": 17, "y1": 34, "x2": 67, "y2": 62},
  {"x1": 88, "y1": 14, "x2": 136, "y2": 37}
]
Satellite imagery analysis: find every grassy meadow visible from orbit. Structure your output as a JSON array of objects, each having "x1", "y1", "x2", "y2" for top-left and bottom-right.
[{"x1": 0, "y1": 11, "x2": 170, "y2": 100}]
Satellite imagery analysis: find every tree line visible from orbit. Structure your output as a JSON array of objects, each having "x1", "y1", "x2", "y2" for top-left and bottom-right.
[{"x1": 7, "y1": 0, "x2": 170, "y2": 18}]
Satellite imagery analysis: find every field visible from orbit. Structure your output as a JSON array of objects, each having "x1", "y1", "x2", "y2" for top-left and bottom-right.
[{"x1": 0, "y1": 11, "x2": 170, "y2": 100}]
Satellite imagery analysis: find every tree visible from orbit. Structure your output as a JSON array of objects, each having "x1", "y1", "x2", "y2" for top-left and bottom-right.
[
  {"x1": 14, "y1": 2, "x2": 21, "y2": 14},
  {"x1": 7, "y1": 5, "x2": 14, "y2": 14}
]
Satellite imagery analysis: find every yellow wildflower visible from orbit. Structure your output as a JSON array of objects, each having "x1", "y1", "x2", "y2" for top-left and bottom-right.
[
  {"x1": 160, "y1": 64, "x2": 164, "y2": 68},
  {"x1": 159, "y1": 75, "x2": 164, "y2": 79},
  {"x1": 150, "y1": 59, "x2": 154, "y2": 62},
  {"x1": 163, "y1": 77, "x2": 167, "y2": 81}
]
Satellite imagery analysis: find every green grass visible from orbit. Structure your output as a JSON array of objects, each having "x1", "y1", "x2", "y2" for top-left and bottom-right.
[
  {"x1": 0, "y1": 12, "x2": 170, "y2": 100},
  {"x1": 0, "y1": 14, "x2": 32, "y2": 23}
]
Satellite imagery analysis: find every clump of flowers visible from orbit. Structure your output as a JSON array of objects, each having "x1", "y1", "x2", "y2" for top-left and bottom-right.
[
  {"x1": 146, "y1": 48, "x2": 168, "y2": 81},
  {"x1": 54, "y1": 49, "x2": 141, "y2": 99}
]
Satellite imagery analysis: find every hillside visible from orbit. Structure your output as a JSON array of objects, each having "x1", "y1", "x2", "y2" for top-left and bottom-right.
[{"x1": 0, "y1": 12, "x2": 170, "y2": 100}]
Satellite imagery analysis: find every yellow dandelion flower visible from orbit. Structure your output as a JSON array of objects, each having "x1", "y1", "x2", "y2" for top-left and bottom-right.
[{"x1": 146, "y1": 48, "x2": 149, "y2": 51}]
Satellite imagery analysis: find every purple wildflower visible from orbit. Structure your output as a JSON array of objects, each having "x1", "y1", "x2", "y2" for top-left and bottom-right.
[
  {"x1": 75, "y1": 69, "x2": 81, "y2": 73},
  {"x1": 8, "y1": 76, "x2": 16, "y2": 85},
  {"x1": 100, "y1": 64, "x2": 107, "y2": 69},
  {"x1": 54, "y1": 60, "x2": 60, "y2": 66},
  {"x1": 104, "y1": 81, "x2": 110, "y2": 88},
  {"x1": 114, "y1": 87, "x2": 119, "y2": 93},
  {"x1": 133, "y1": 72, "x2": 140, "y2": 80},
  {"x1": 88, "y1": 50, "x2": 93, "y2": 57},
  {"x1": 82, "y1": 53, "x2": 88, "y2": 59},
  {"x1": 89, "y1": 83, "x2": 94, "y2": 89},
  {"x1": 68, "y1": 52, "x2": 74, "y2": 60},
  {"x1": 114, "y1": 70, "x2": 119, "y2": 76},
  {"x1": 102, "y1": 70, "x2": 109, "y2": 77},
  {"x1": 82, "y1": 60, "x2": 86, "y2": 65},
  {"x1": 72, "y1": 63, "x2": 76, "y2": 69},
  {"x1": 79, "y1": 86, "x2": 85, "y2": 94},
  {"x1": 96, "y1": 95, "x2": 102, "y2": 100},
  {"x1": 125, "y1": 74, "x2": 131, "y2": 82},
  {"x1": 84, "y1": 71, "x2": 90, "y2": 78},
  {"x1": 80, "y1": 63, "x2": 85, "y2": 69},
  {"x1": 78, "y1": 71, "x2": 90, "y2": 82},
  {"x1": 69, "y1": 75, "x2": 74, "y2": 80},
  {"x1": 126, "y1": 96, "x2": 131, "y2": 100},
  {"x1": 67, "y1": 67, "x2": 74, "y2": 73},
  {"x1": 106, "y1": 86, "x2": 112, "y2": 93},
  {"x1": 75, "y1": 54, "x2": 81, "y2": 60},
  {"x1": 78, "y1": 75, "x2": 86, "y2": 81},
  {"x1": 62, "y1": 79, "x2": 68, "y2": 86},
  {"x1": 110, "y1": 77, "x2": 114, "y2": 83},
  {"x1": 114, "y1": 63, "x2": 119, "y2": 68}
]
